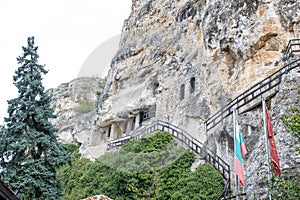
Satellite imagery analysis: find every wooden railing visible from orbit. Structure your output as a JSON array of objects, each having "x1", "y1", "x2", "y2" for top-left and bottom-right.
[
  {"x1": 205, "y1": 57, "x2": 300, "y2": 132},
  {"x1": 107, "y1": 120, "x2": 231, "y2": 199},
  {"x1": 283, "y1": 39, "x2": 300, "y2": 61},
  {"x1": 106, "y1": 135, "x2": 132, "y2": 149},
  {"x1": 106, "y1": 39, "x2": 300, "y2": 199}
]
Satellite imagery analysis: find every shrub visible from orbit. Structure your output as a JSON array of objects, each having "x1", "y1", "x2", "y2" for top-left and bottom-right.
[
  {"x1": 281, "y1": 106, "x2": 300, "y2": 138},
  {"x1": 96, "y1": 90, "x2": 102, "y2": 96},
  {"x1": 74, "y1": 100, "x2": 95, "y2": 114},
  {"x1": 269, "y1": 174, "x2": 300, "y2": 199},
  {"x1": 270, "y1": 100, "x2": 300, "y2": 199},
  {"x1": 57, "y1": 132, "x2": 225, "y2": 200}
]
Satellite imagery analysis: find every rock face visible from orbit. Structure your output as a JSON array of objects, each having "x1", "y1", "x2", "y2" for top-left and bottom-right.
[
  {"x1": 97, "y1": 0, "x2": 299, "y2": 140},
  {"x1": 245, "y1": 72, "x2": 300, "y2": 198},
  {"x1": 49, "y1": 0, "x2": 300, "y2": 198},
  {"x1": 205, "y1": 71, "x2": 300, "y2": 199},
  {"x1": 48, "y1": 77, "x2": 107, "y2": 160},
  {"x1": 94, "y1": 0, "x2": 300, "y2": 198}
]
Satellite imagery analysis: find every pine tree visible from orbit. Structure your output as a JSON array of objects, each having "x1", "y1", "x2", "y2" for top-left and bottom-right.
[{"x1": 0, "y1": 37, "x2": 71, "y2": 199}]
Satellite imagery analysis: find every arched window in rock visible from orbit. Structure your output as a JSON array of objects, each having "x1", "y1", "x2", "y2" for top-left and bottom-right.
[
  {"x1": 190, "y1": 77, "x2": 195, "y2": 93},
  {"x1": 180, "y1": 84, "x2": 185, "y2": 100}
]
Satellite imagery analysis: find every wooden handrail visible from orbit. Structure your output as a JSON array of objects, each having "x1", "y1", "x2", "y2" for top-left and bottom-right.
[
  {"x1": 205, "y1": 57, "x2": 300, "y2": 132},
  {"x1": 106, "y1": 40, "x2": 300, "y2": 199},
  {"x1": 283, "y1": 39, "x2": 300, "y2": 60}
]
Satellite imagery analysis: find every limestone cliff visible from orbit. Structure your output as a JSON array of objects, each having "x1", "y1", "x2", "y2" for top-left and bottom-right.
[
  {"x1": 204, "y1": 71, "x2": 300, "y2": 198},
  {"x1": 49, "y1": 0, "x2": 299, "y2": 198},
  {"x1": 98, "y1": 0, "x2": 299, "y2": 140},
  {"x1": 95, "y1": 0, "x2": 300, "y2": 198},
  {"x1": 48, "y1": 77, "x2": 107, "y2": 160}
]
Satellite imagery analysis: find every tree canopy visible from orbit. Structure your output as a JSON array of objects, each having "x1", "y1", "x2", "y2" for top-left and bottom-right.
[{"x1": 0, "y1": 36, "x2": 71, "y2": 199}]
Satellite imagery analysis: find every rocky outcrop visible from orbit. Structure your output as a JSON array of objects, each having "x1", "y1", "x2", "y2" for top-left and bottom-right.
[
  {"x1": 204, "y1": 71, "x2": 300, "y2": 199},
  {"x1": 95, "y1": 0, "x2": 300, "y2": 198},
  {"x1": 48, "y1": 0, "x2": 299, "y2": 198},
  {"x1": 245, "y1": 72, "x2": 300, "y2": 198},
  {"x1": 97, "y1": 0, "x2": 300, "y2": 140},
  {"x1": 48, "y1": 77, "x2": 107, "y2": 160}
]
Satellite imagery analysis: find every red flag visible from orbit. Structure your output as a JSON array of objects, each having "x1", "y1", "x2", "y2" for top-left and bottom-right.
[{"x1": 265, "y1": 106, "x2": 280, "y2": 176}]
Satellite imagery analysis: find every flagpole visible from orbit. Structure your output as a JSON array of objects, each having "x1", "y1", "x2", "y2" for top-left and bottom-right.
[
  {"x1": 262, "y1": 98, "x2": 272, "y2": 200},
  {"x1": 233, "y1": 109, "x2": 239, "y2": 200}
]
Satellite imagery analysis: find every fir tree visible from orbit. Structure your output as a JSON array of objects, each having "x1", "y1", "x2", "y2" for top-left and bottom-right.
[{"x1": 0, "y1": 37, "x2": 71, "y2": 199}]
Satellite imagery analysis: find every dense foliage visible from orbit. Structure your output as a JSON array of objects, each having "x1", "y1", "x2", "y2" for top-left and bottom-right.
[
  {"x1": 58, "y1": 132, "x2": 224, "y2": 199},
  {"x1": 0, "y1": 37, "x2": 71, "y2": 199},
  {"x1": 281, "y1": 100, "x2": 300, "y2": 139},
  {"x1": 269, "y1": 174, "x2": 300, "y2": 199},
  {"x1": 269, "y1": 99, "x2": 300, "y2": 199}
]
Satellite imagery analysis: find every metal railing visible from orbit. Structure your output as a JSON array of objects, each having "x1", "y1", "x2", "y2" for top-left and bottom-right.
[
  {"x1": 107, "y1": 120, "x2": 231, "y2": 199},
  {"x1": 205, "y1": 57, "x2": 300, "y2": 132}
]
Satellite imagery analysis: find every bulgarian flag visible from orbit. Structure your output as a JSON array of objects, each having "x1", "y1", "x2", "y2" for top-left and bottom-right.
[
  {"x1": 265, "y1": 106, "x2": 281, "y2": 176},
  {"x1": 234, "y1": 121, "x2": 248, "y2": 186}
]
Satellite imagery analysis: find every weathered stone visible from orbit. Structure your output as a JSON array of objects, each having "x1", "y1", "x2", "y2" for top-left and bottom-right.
[
  {"x1": 95, "y1": 0, "x2": 299, "y2": 198},
  {"x1": 98, "y1": 0, "x2": 299, "y2": 141},
  {"x1": 48, "y1": 77, "x2": 107, "y2": 159},
  {"x1": 50, "y1": 0, "x2": 300, "y2": 198}
]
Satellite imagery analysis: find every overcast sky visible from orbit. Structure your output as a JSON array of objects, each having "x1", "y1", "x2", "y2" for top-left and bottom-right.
[{"x1": 0, "y1": 0, "x2": 132, "y2": 122}]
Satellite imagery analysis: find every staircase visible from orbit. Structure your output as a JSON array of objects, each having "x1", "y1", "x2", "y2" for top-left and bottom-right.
[
  {"x1": 283, "y1": 39, "x2": 300, "y2": 61},
  {"x1": 107, "y1": 120, "x2": 231, "y2": 199},
  {"x1": 106, "y1": 39, "x2": 300, "y2": 199},
  {"x1": 205, "y1": 56, "x2": 300, "y2": 133}
]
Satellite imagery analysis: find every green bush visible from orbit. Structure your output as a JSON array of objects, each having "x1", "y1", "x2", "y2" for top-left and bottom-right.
[
  {"x1": 96, "y1": 90, "x2": 102, "y2": 96},
  {"x1": 270, "y1": 100, "x2": 300, "y2": 199},
  {"x1": 62, "y1": 143, "x2": 81, "y2": 159},
  {"x1": 98, "y1": 79, "x2": 105, "y2": 89},
  {"x1": 281, "y1": 106, "x2": 300, "y2": 138},
  {"x1": 57, "y1": 158, "x2": 93, "y2": 200},
  {"x1": 57, "y1": 132, "x2": 225, "y2": 200},
  {"x1": 74, "y1": 100, "x2": 95, "y2": 114},
  {"x1": 269, "y1": 175, "x2": 300, "y2": 199},
  {"x1": 121, "y1": 132, "x2": 174, "y2": 153}
]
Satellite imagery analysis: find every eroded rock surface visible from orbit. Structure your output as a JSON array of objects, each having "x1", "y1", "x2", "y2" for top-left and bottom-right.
[
  {"x1": 50, "y1": 0, "x2": 299, "y2": 198},
  {"x1": 95, "y1": 0, "x2": 300, "y2": 198},
  {"x1": 98, "y1": 0, "x2": 299, "y2": 141},
  {"x1": 48, "y1": 77, "x2": 107, "y2": 160}
]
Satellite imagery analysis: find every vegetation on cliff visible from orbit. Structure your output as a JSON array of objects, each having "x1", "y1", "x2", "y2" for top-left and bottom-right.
[
  {"x1": 281, "y1": 99, "x2": 300, "y2": 140},
  {"x1": 58, "y1": 132, "x2": 224, "y2": 199},
  {"x1": 268, "y1": 100, "x2": 300, "y2": 199},
  {"x1": 74, "y1": 100, "x2": 95, "y2": 114}
]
